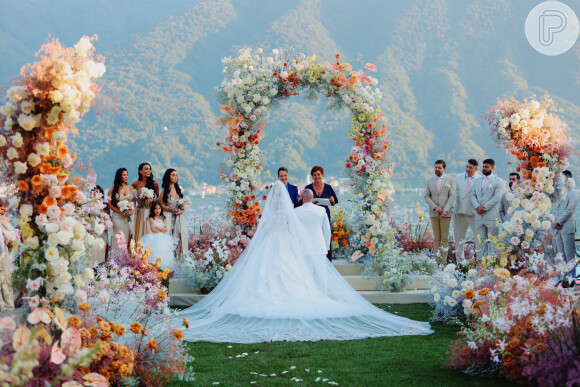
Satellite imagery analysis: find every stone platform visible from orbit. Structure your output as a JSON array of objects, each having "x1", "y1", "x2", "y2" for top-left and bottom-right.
[{"x1": 169, "y1": 260, "x2": 432, "y2": 306}]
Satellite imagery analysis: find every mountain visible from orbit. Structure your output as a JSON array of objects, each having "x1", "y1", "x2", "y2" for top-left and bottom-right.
[{"x1": 1, "y1": 0, "x2": 578, "y2": 189}]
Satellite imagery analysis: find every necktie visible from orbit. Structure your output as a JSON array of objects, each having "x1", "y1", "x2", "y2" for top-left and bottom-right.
[
  {"x1": 437, "y1": 177, "x2": 441, "y2": 193},
  {"x1": 466, "y1": 176, "x2": 471, "y2": 193},
  {"x1": 482, "y1": 177, "x2": 488, "y2": 194}
]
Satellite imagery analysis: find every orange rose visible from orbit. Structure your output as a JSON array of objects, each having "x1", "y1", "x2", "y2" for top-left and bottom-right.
[
  {"x1": 174, "y1": 329, "x2": 184, "y2": 341},
  {"x1": 130, "y1": 322, "x2": 143, "y2": 334},
  {"x1": 113, "y1": 324, "x2": 125, "y2": 337},
  {"x1": 183, "y1": 317, "x2": 190, "y2": 329},
  {"x1": 67, "y1": 316, "x2": 82, "y2": 328},
  {"x1": 17, "y1": 181, "x2": 29, "y2": 191},
  {"x1": 100, "y1": 330, "x2": 113, "y2": 342},
  {"x1": 79, "y1": 328, "x2": 91, "y2": 340},
  {"x1": 119, "y1": 364, "x2": 131, "y2": 378},
  {"x1": 472, "y1": 300, "x2": 483, "y2": 308},
  {"x1": 89, "y1": 327, "x2": 99, "y2": 339},
  {"x1": 478, "y1": 288, "x2": 490, "y2": 296},
  {"x1": 98, "y1": 319, "x2": 110, "y2": 332},
  {"x1": 147, "y1": 338, "x2": 158, "y2": 350},
  {"x1": 157, "y1": 289, "x2": 167, "y2": 300},
  {"x1": 78, "y1": 303, "x2": 90, "y2": 311},
  {"x1": 464, "y1": 289, "x2": 476, "y2": 300}
]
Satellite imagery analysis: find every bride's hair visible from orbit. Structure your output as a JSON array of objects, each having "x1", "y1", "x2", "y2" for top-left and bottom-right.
[{"x1": 148, "y1": 200, "x2": 165, "y2": 220}]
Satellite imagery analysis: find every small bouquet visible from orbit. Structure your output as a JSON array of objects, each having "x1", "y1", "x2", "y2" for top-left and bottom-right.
[
  {"x1": 117, "y1": 200, "x2": 135, "y2": 222},
  {"x1": 176, "y1": 196, "x2": 192, "y2": 212},
  {"x1": 140, "y1": 187, "x2": 156, "y2": 208}
]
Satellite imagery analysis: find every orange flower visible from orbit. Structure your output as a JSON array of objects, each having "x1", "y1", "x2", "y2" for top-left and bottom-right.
[
  {"x1": 79, "y1": 328, "x2": 91, "y2": 340},
  {"x1": 31, "y1": 175, "x2": 43, "y2": 186},
  {"x1": 147, "y1": 338, "x2": 158, "y2": 350},
  {"x1": 113, "y1": 324, "x2": 125, "y2": 336},
  {"x1": 174, "y1": 329, "x2": 184, "y2": 341},
  {"x1": 57, "y1": 144, "x2": 69, "y2": 157},
  {"x1": 78, "y1": 303, "x2": 90, "y2": 311},
  {"x1": 17, "y1": 181, "x2": 29, "y2": 191},
  {"x1": 253, "y1": 201, "x2": 260, "y2": 207},
  {"x1": 529, "y1": 156, "x2": 540, "y2": 166},
  {"x1": 478, "y1": 288, "x2": 490, "y2": 296},
  {"x1": 89, "y1": 328, "x2": 99, "y2": 339},
  {"x1": 42, "y1": 196, "x2": 57, "y2": 207},
  {"x1": 464, "y1": 289, "x2": 476, "y2": 300},
  {"x1": 50, "y1": 297, "x2": 62, "y2": 303},
  {"x1": 39, "y1": 162, "x2": 52, "y2": 174},
  {"x1": 130, "y1": 322, "x2": 143, "y2": 334},
  {"x1": 119, "y1": 364, "x2": 131, "y2": 378},
  {"x1": 100, "y1": 330, "x2": 113, "y2": 342},
  {"x1": 98, "y1": 319, "x2": 111, "y2": 332},
  {"x1": 472, "y1": 300, "x2": 483, "y2": 309},
  {"x1": 183, "y1": 317, "x2": 190, "y2": 329},
  {"x1": 262, "y1": 195, "x2": 267, "y2": 200},
  {"x1": 157, "y1": 289, "x2": 167, "y2": 300},
  {"x1": 68, "y1": 316, "x2": 82, "y2": 328},
  {"x1": 374, "y1": 154, "x2": 382, "y2": 160}
]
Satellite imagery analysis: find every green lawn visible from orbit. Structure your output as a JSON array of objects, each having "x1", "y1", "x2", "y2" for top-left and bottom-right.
[{"x1": 171, "y1": 304, "x2": 515, "y2": 386}]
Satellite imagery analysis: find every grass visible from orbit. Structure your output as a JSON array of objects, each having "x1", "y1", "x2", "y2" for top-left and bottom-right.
[{"x1": 169, "y1": 304, "x2": 516, "y2": 386}]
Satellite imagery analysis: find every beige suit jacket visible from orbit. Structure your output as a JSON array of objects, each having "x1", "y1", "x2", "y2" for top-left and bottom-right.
[
  {"x1": 424, "y1": 174, "x2": 456, "y2": 218},
  {"x1": 454, "y1": 172, "x2": 481, "y2": 215}
]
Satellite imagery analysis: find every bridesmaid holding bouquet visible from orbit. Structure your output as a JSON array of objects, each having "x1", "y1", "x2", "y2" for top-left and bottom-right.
[
  {"x1": 132, "y1": 162, "x2": 159, "y2": 243},
  {"x1": 160, "y1": 168, "x2": 189, "y2": 260},
  {"x1": 108, "y1": 168, "x2": 135, "y2": 254}
]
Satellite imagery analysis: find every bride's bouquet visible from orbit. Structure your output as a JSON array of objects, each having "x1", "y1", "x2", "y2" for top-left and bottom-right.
[
  {"x1": 176, "y1": 196, "x2": 191, "y2": 212},
  {"x1": 117, "y1": 200, "x2": 135, "y2": 222},
  {"x1": 139, "y1": 187, "x2": 156, "y2": 208}
]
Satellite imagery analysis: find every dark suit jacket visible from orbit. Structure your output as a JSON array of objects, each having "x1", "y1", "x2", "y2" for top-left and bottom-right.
[{"x1": 286, "y1": 184, "x2": 299, "y2": 208}]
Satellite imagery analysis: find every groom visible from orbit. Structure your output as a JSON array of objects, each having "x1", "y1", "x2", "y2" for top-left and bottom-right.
[{"x1": 294, "y1": 189, "x2": 331, "y2": 259}]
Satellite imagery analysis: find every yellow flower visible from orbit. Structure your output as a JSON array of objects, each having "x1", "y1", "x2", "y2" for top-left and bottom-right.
[{"x1": 493, "y1": 268, "x2": 511, "y2": 279}]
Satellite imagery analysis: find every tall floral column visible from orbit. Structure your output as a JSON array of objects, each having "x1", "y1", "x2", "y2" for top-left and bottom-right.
[{"x1": 0, "y1": 37, "x2": 108, "y2": 302}]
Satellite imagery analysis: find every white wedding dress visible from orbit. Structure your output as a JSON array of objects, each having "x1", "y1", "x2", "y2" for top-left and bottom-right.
[
  {"x1": 176, "y1": 181, "x2": 432, "y2": 342},
  {"x1": 139, "y1": 217, "x2": 178, "y2": 271}
]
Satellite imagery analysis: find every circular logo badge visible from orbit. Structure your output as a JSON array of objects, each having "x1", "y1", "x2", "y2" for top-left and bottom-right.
[{"x1": 525, "y1": 1, "x2": 579, "y2": 56}]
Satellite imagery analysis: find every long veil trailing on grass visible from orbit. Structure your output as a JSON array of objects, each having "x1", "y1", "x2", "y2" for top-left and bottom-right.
[{"x1": 175, "y1": 181, "x2": 432, "y2": 343}]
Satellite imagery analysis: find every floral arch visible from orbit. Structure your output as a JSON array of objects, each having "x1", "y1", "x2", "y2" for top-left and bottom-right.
[{"x1": 215, "y1": 48, "x2": 395, "y2": 259}]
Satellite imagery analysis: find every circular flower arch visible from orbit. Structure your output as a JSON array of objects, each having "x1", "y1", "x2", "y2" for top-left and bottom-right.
[{"x1": 215, "y1": 48, "x2": 395, "y2": 258}]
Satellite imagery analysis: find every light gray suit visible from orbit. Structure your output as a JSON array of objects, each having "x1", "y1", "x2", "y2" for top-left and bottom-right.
[
  {"x1": 498, "y1": 190, "x2": 513, "y2": 223},
  {"x1": 453, "y1": 172, "x2": 480, "y2": 261},
  {"x1": 294, "y1": 202, "x2": 331, "y2": 255},
  {"x1": 553, "y1": 189, "x2": 577, "y2": 280},
  {"x1": 424, "y1": 174, "x2": 456, "y2": 263},
  {"x1": 469, "y1": 174, "x2": 505, "y2": 258}
]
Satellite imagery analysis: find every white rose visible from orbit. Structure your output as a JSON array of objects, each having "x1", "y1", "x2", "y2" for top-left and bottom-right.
[
  {"x1": 447, "y1": 278, "x2": 458, "y2": 288},
  {"x1": 45, "y1": 223, "x2": 60, "y2": 234},
  {"x1": 17, "y1": 114, "x2": 37, "y2": 131},
  {"x1": 25, "y1": 236, "x2": 40, "y2": 249},
  {"x1": 94, "y1": 223, "x2": 105, "y2": 235},
  {"x1": 13, "y1": 161, "x2": 27, "y2": 174},
  {"x1": 53, "y1": 131, "x2": 66, "y2": 143},
  {"x1": 20, "y1": 204, "x2": 33, "y2": 217},
  {"x1": 11, "y1": 133, "x2": 23, "y2": 147},
  {"x1": 0, "y1": 135, "x2": 6, "y2": 146},
  {"x1": 27, "y1": 153, "x2": 41, "y2": 167},
  {"x1": 35, "y1": 142, "x2": 50, "y2": 156},
  {"x1": 45, "y1": 246, "x2": 60, "y2": 261},
  {"x1": 56, "y1": 230, "x2": 73, "y2": 246},
  {"x1": 6, "y1": 147, "x2": 18, "y2": 160}
]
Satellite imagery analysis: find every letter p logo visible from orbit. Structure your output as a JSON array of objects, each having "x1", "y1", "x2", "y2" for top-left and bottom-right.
[{"x1": 525, "y1": 1, "x2": 579, "y2": 56}]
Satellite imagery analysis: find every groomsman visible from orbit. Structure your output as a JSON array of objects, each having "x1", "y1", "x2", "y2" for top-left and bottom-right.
[
  {"x1": 424, "y1": 160, "x2": 456, "y2": 264},
  {"x1": 499, "y1": 172, "x2": 520, "y2": 222},
  {"x1": 469, "y1": 159, "x2": 504, "y2": 258},
  {"x1": 453, "y1": 159, "x2": 480, "y2": 262},
  {"x1": 552, "y1": 170, "x2": 577, "y2": 287}
]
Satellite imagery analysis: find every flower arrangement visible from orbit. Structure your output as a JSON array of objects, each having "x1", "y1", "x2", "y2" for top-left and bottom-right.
[
  {"x1": 330, "y1": 209, "x2": 350, "y2": 251},
  {"x1": 139, "y1": 187, "x2": 155, "y2": 209},
  {"x1": 390, "y1": 202, "x2": 433, "y2": 253},
  {"x1": 116, "y1": 200, "x2": 134, "y2": 222},
  {"x1": 178, "y1": 206, "x2": 246, "y2": 293},
  {"x1": 80, "y1": 232, "x2": 192, "y2": 385},
  {"x1": 215, "y1": 48, "x2": 393, "y2": 260},
  {"x1": 0, "y1": 297, "x2": 120, "y2": 386},
  {"x1": 446, "y1": 260, "x2": 580, "y2": 385},
  {"x1": 483, "y1": 97, "x2": 573, "y2": 263},
  {"x1": 0, "y1": 36, "x2": 107, "y2": 302},
  {"x1": 175, "y1": 196, "x2": 191, "y2": 212}
]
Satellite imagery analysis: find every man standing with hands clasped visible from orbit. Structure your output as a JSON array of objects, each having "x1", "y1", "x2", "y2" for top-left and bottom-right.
[
  {"x1": 453, "y1": 159, "x2": 480, "y2": 263},
  {"x1": 424, "y1": 160, "x2": 456, "y2": 265},
  {"x1": 470, "y1": 159, "x2": 504, "y2": 259}
]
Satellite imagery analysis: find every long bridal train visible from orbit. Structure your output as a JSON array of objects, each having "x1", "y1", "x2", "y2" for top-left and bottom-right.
[{"x1": 175, "y1": 181, "x2": 432, "y2": 343}]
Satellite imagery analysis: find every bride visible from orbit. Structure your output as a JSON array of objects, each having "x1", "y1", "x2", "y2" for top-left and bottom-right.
[{"x1": 176, "y1": 181, "x2": 432, "y2": 342}]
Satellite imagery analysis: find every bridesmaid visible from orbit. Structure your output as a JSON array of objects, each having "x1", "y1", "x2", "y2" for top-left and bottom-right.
[
  {"x1": 160, "y1": 168, "x2": 188, "y2": 260},
  {"x1": 132, "y1": 162, "x2": 159, "y2": 243},
  {"x1": 108, "y1": 168, "x2": 135, "y2": 254},
  {"x1": 304, "y1": 165, "x2": 338, "y2": 261}
]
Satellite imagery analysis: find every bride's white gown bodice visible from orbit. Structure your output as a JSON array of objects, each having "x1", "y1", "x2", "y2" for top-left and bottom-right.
[{"x1": 176, "y1": 181, "x2": 432, "y2": 342}]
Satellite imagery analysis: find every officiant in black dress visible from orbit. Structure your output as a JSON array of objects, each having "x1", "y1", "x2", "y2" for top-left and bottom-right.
[{"x1": 304, "y1": 165, "x2": 338, "y2": 261}]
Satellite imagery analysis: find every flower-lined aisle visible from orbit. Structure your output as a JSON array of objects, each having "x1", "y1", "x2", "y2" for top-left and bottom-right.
[
  {"x1": 215, "y1": 49, "x2": 394, "y2": 261},
  {"x1": 429, "y1": 97, "x2": 580, "y2": 386},
  {"x1": 0, "y1": 38, "x2": 192, "y2": 386}
]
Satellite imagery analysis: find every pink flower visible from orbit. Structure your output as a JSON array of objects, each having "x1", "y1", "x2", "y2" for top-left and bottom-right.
[
  {"x1": 47, "y1": 205, "x2": 61, "y2": 221},
  {"x1": 24, "y1": 295, "x2": 40, "y2": 309},
  {"x1": 26, "y1": 278, "x2": 42, "y2": 291},
  {"x1": 49, "y1": 186, "x2": 61, "y2": 198},
  {"x1": 247, "y1": 230, "x2": 254, "y2": 237}
]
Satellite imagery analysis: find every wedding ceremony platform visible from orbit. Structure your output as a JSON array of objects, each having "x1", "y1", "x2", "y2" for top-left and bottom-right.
[{"x1": 169, "y1": 260, "x2": 432, "y2": 306}]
